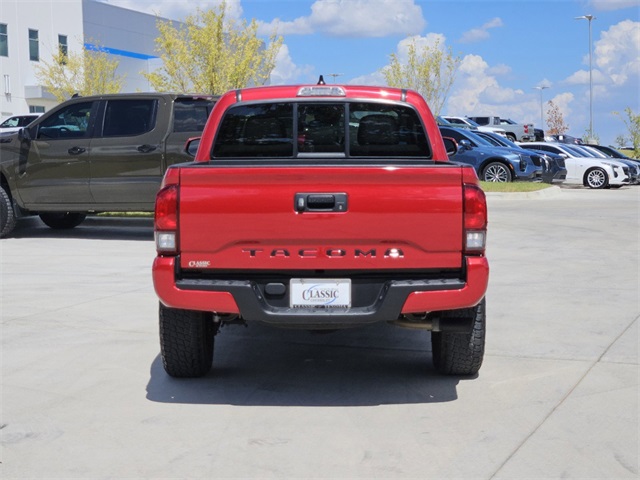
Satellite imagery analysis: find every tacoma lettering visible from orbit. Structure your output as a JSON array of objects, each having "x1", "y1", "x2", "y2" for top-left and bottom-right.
[{"x1": 242, "y1": 248, "x2": 405, "y2": 258}]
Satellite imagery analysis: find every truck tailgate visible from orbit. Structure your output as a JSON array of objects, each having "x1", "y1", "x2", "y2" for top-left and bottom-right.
[{"x1": 176, "y1": 165, "x2": 465, "y2": 271}]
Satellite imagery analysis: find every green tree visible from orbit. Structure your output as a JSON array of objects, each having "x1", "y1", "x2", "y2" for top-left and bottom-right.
[
  {"x1": 613, "y1": 107, "x2": 640, "y2": 157},
  {"x1": 33, "y1": 42, "x2": 124, "y2": 102},
  {"x1": 382, "y1": 37, "x2": 461, "y2": 116},
  {"x1": 545, "y1": 100, "x2": 569, "y2": 136},
  {"x1": 144, "y1": 3, "x2": 283, "y2": 94},
  {"x1": 614, "y1": 134, "x2": 628, "y2": 148}
]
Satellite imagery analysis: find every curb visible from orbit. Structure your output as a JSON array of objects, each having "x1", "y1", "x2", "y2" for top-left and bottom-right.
[{"x1": 485, "y1": 186, "x2": 562, "y2": 199}]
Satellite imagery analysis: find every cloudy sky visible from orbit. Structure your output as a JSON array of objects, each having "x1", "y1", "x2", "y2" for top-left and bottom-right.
[{"x1": 96, "y1": 0, "x2": 639, "y2": 145}]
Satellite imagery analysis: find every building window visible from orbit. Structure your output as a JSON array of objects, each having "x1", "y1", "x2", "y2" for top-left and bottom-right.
[
  {"x1": 0, "y1": 24, "x2": 8, "y2": 57},
  {"x1": 58, "y1": 34, "x2": 68, "y2": 63},
  {"x1": 28, "y1": 29, "x2": 39, "y2": 61},
  {"x1": 29, "y1": 106, "x2": 46, "y2": 113}
]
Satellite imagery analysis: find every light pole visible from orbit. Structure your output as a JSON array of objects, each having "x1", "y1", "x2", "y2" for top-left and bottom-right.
[
  {"x1": 576, "y1": 14, "x2": 596, "y2": 140},
  {"x1": 533, "y1": 86, "x2": 549, "y2": 129}
]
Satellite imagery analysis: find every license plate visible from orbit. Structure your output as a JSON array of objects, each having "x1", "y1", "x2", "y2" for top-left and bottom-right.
[{"x1": 290, "y1": 279, "x2": 351, "y2": 308}]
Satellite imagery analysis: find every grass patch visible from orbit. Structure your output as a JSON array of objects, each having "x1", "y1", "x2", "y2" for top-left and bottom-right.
[{"x1": 480, "y1": 181, "x2": 554, "y2": 193}]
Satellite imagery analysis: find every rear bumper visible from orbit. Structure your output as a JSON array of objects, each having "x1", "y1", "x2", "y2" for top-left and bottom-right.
[{"x1": 152, "y1": 256, "x2": 489, "y2": 328}]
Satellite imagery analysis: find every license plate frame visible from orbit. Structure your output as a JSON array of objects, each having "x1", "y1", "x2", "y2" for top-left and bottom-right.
[{"x1": 290, "y1": 278, "x2": 351, "y2": 308}]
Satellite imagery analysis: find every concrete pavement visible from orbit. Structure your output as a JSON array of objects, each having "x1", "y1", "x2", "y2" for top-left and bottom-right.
[{"x1": 1, "y1": 186, "x2": 638, "y2": 479}]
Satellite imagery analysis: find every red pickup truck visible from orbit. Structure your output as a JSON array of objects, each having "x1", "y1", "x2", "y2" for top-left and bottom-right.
[{"x1": 152, "y1": 83, "x2": 489, "y2": 378}]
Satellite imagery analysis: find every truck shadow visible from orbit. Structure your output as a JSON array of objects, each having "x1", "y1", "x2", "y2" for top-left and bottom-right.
[
  {"x1": 8, "y1": 215, "x2": 154, "y2": 241},
  {"x1": 146, "y1": 322, "x2": 470, "y2": 406}
]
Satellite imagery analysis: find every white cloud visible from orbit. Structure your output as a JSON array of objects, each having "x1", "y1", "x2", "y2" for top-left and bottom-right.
[
  {"x1": 349, "y1": 71, "x2": 387, "y2": 86},
  {"x1": 95, "y1": 0, "x2": 243, "y2": 21},
  {"x1": 588, "y1": 0, "x2": 640, "y2": 11},
  {"x1": 259, "y1": 0, "x2": 425, "y2": 37},
  {"x1": 566, "y1": 21, "x2": 639, "y2": 91},
  {"x1": 394, "y1": 33, "x2": 448, "y2": 61},
  {"x1": 447, "y1": 53, "x2": 543, "y2": 125},
  {"x1": 594, "y1": 20, "x2": 640, "y2": 86},
  {"x1": 459, "y1": 17, "x2": 503, "y2": 44},
  {"x1": 549, "y1": 92, "x2": 575, "y2": 118},
  {"x1": 269, "y1": 44, "x2": 314, "y2": 85},
  {"x1": 535, "y1": 79, "x2": 553, "y2": 89},
  {"x1": 563, "y1": 69, "x2": 610, "y2": 85},
  {"x1": 347, "y1": 34, "x2": 446, "y2": 87},
  {"x1": 259, "y1": 17, "x2": 313, "y2": 36},
  {"x1": 446, "y1": 54, "x2": 497, "y2": 114},
  {"x1": 487, "y1": 63, "x2": 511, "y2": 76},
  {"x1": 482, "y1": 86, "x2": 522, "y2": 104}
]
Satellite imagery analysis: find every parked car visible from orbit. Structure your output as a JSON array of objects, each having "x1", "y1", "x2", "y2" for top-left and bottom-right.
[
  {"x1": 574, "y1": 145, "x2": 639, "y2": 184},
  {"x1": 439, "y1": 126, "x2": 541, "y2": 182},
  {"x1": 436, "y1": 115, "x2": 473, "y2": 129},
  {"x1": 474, "y1": 131, "x2": 566, "y2": 184},
  {"x1": 467, "y1": 116, "x2": 534, "y2": 142},
  {"x1": 534, "y1": 128, "x2": 544, "y2": 141},
  {"x1": 545, "y1": 134, "x2": 584, "y2": 145},
  {"x1": 523, "y1": 142, "x2": 630, "y2": 189},
  {"x1": 441, "y1": 116, "x2": 508, "y2": 137},
  {"x1": 0, "y1": 114, "x2": 41, "y2": 135},
  {"x1": 585, "y1": 144, "x2": 640, "y2": 164}
]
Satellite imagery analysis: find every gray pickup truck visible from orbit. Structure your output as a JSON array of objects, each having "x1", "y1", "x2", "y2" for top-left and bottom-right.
[
  {"x1": 467, "y1": 116, "x2": 534, "y2": 142},
  {"x1": 0, "y1": 92, "x2": 217, "y2": 237}
]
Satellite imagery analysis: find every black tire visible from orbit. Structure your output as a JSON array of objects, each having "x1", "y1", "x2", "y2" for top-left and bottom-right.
[
  {"x1": 431, "y1": 298, "x2": 486, "y2": 375},
  {"x1": 584, "y1": 167, "x2": 609, "y2": 189},
  {"x1": 482, "y1": 162, "x2": 512, "y2": 182},
  {"x1": 39, "y1": 212, "x2": 86, "y2": 229},
  {"x1": 506, "y1": 133, "x2": 517, "y2": 142},
  {"x1": 0, "y1": 185, "x2": 17, "y2": 238},
  {"x1": 159, "y1": 303, "x2": 216, "y2": 378}
]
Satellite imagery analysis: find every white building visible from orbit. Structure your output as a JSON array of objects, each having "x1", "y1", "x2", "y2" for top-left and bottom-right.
[{"x1": 0, "y1": 0, "x2": 167, "y2": 121}]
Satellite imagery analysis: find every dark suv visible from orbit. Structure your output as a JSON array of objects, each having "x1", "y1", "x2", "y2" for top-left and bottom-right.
[{"x1": 440, "y1": 126, "x2": 541, "y2": 182}]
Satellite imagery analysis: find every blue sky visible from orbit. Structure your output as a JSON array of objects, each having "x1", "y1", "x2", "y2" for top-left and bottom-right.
[{"x1": 97, "y1": 0, "x2": 639, "y2": 145}]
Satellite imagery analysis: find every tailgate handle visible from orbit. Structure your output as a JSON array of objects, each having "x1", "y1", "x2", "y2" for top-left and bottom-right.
[{"x1": 295, "y1": 193, "x2": 348, "y2": 212}]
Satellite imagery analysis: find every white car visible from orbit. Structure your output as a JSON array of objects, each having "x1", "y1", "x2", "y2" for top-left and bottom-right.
[
  {"x1": 575, "y1": 145, "x2": 639, "y2": 184},
  {"x1": 522, "y1": 142, "x2": 630, "y2": 189},
  {"x1": 0, "y1": 114, "x2": 41, "y2": 135},
  {"x1": 441, "y1": 116, "x2": 508, "y2": 138}
]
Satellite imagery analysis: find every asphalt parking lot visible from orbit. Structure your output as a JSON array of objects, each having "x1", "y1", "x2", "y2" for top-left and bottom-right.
[{"x1": 1, "y1": 185, "x2": 638, "y2": 479}]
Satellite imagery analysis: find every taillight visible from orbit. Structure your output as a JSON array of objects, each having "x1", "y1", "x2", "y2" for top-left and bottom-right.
[
  {"x1": 524, "y1": 125, "x2": 529, "y2": 134},
  {"x1": 155, "y1": 184, "x2": 179, "y2": 254},
  {"x1": 463, "y1": 183, "x2": 487, "y2": 254}
]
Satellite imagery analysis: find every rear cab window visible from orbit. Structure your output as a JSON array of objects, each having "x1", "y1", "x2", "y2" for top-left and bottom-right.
[
  {"x1": 212, "y1": 101, "x2": 431, "y2": 162},
  {"x1": 172, "y1": 98, "x2": 216, "y2": 133}
]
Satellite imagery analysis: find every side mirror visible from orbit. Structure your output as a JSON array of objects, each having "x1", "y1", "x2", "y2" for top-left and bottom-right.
[
  {"x1": 459, "y1": 139, "x2": 472, "y2": 150},
  {"x1": 184, "y1": 137, "x2": 201, "y2": 157},
  {"x1": 442, "y1": 137, "x2": 458, "y2": 156},
  {"x1": 18, "y1": 126, "x2": 32, "y2": 142}
]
